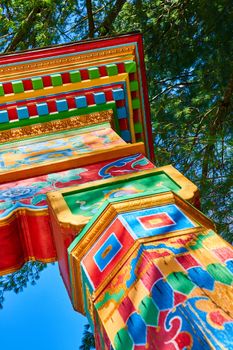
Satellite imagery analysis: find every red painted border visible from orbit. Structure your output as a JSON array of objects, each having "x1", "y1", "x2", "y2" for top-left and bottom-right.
[{"x1": 0, "y1": 32, "x2": 141, "y2": 65}]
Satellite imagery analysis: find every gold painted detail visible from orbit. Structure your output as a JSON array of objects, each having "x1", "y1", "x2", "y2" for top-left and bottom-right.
[
  {"x1": 0, "y1": 111, "x2": 113, "y2": 143},
  {"x1": 0, "y1": 46, "x2": 135, "y2": 77},
  {"x1": 86, "y1": 284, "x2": 94, "y2": 321}
]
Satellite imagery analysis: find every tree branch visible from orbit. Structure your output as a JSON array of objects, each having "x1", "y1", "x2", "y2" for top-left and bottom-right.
[
  {"x1": 5, "y1": 6, "x2": 42, "y2": 52},
  {"x1": 150, "y1": 81, "x2": 198, "y2": 102},
  {"x1": 97, "y1": 0, "x2": 127, "y2": 36},
  {"x1": 200, "y1": 75, "x2": 233, "y2": 188},
  {"x1": 219, "y1": 76, "x2": 233, "y2": 109},
  {"x1": 86, "y1": 0, "x2": 95, "y2": 38}
]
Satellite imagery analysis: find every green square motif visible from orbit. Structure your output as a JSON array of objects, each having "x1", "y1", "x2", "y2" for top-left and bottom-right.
[
  {"x1": 130, "y1": 80, "x2": 139, "y2": 91},
  {"x1": 32, "y1": 77, "x2": 44, "y2": 90},
  {"x1": 88, "y1": 67, "x2": 100, "y2": 79},
  {"x1": 12, "y1": 81, "x2": 24, "y2": 94},
  {"x1": 70, "y1": 71, "x2": 81, "y2": 83},
  {"x1": 51, "y1": 74, "x2": 63, "y2": 86},
  {"x1": 132, "y1": 98, "x2": 140, "y2": 109},
  {"x1": 124, "y1": 61, "x2": 137, "y2": 73},
  {"x1": 134, "y1": 122, "x2": 143, "y2": 133},
  {"x1": 106, "y1": 64, "x2": 118, "y2": 76},
  {"x1": 0, "y1": 83, "x2": 4, "y2": 96}
]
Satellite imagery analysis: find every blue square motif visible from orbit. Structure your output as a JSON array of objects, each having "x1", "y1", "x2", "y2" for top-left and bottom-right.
[
  {"x1": 17, "y1": 106, "x2": 29, "y2": 119},
  {"x1": 120, "y1": 204, "x2": 195, "y2": 239},
  {"x1": 36, "y1": 103, "x2": 49, "y2": 116},
  {"x1": 56, "y1": 99, "x2": 68, "y2": 112},
  {"x1": 94, "y1": 233, "x2": 122, "y2": 272},
  {"x1": 75, "y1": 96, "x2": 87, "y2": 108}
]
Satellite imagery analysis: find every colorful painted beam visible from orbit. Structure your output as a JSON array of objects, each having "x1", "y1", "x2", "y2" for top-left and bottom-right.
[
  {"x1": 48, "y1": 166, "x2": 199, "y2": 301},
  {"x1": 0, "y1": 81, "x2": 139, "y2": 143},
  {"x1": 1, "y1": 33, "x2": 232, "y2": 350},
  {"x1": 68, "y1": 190, "x2": 233, "y2": 350},
  {"x1": 0, "y1": 33, "x2": 153, "y2": 158},
  {"x1": 0, "y1": 122, "x2": 147, "y2": 183},
  {"x1": 0, "y1": 153, "x2": 154, "y2": 276}
]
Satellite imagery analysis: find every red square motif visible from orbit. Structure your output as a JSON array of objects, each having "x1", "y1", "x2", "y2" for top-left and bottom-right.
[{"x1": 138, "y1": 212, "x2": 175, "y2": 230}]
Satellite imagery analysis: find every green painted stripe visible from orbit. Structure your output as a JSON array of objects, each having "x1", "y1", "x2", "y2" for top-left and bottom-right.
[{"x1": 0, "y1": 102, "x2": 117, "y2": 131}]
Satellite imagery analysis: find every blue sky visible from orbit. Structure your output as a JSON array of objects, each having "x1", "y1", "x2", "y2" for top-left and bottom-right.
[{"x1": 0, "y1": 263, "x2": 88, "y2": 350}]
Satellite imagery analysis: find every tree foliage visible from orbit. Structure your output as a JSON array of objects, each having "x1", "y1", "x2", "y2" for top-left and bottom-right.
[
  {"x1": 0, "y1": 0, "x2": 232, "y2": 347},
  {"x1": 79, "y1": 324, "x2": 95, "y2": 350},
  {"x1": 0, "y1": 1, "x2": 231, "y2": 242},
  {"x1": 115, "y1": 0, "x2": 233, "y2": 242},
  {"x1": 0, "y1": 261, "x2": 47, "y2": 308}
]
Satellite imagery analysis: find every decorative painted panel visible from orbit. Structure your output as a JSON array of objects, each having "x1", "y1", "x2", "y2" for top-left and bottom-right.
[
  {"x1": 50, "y1": 165, "x2": 198, "y2": 235},
  {"x1": 1, "y1": 32, "x2": 231, "y2": 350},
  {"x1": 0, "y1": 124, "x2": 134, "y2": 183},
  {"x1": 0, "y1": 153, "x2": 154, "y2": 276},
  {"x1": 94, "y1": 230, "x2": 233, "y2": 350},
  {"x1": 0, "y1": 33, "x2": 153, "y2": 157},
  {"x1": 68, "y1": 190, "x2": 213, "y2": 313}
]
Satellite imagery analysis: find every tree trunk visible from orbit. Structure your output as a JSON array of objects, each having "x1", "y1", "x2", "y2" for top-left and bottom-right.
[
  {"x1": 98, "y1": 0, "x2": 127, "y2": 36},
  {"x1": 86, "y1": 0, "x2": 95, "y2": 38}
]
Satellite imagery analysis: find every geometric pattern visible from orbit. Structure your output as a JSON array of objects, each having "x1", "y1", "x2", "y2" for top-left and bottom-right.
[
  {"x1": 2, "y1": 33, "x2": 232, "y2": 350},
  {"x1": 81, "y1": 203, "x2": 197, "y2": 295},
  {"x1": 0, "y1": 33, "x2": 154, "y2": 156},
  {"x1": 95, "y1": 230, "x2": 233, "y2": 350},
  {"x1": 68, "y1": 189, "x2": 211, "y2": 315},
  {"x1": 94, "y1": 233, "x2": 122, "y2": 272},
  {"x1": 137, "y1": 212, "x2": 175, "y2": 229},
  {"x1": 0, "y1": 34, "x2": 155, "y2": 283},
  {"x1": 81, "y1": 217, "x2": 135, "y2": 290},
  {"x1": 0, "y1": 153, "x2": 154, "y2": 276},
  {"x1": 119, "y1": 204, "x2": 196, "y2": 238}
]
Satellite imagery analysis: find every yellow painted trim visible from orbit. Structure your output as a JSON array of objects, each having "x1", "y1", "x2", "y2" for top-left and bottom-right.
[
  {"x1": 0, "y1": 45, "x2": 135, "y2": 80},
  {"x1": 0, "y1": 111, "x2": 113, "y2": 144},
  {"x1": 162, "y1": 164, "x2": 199, "y2": 202},
  {"x1": 0, "y1": 73, "x2": 129, "y2": 104},
  {"x1": 2, "y1": 55, "x2": 136, "y2": 81}
]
